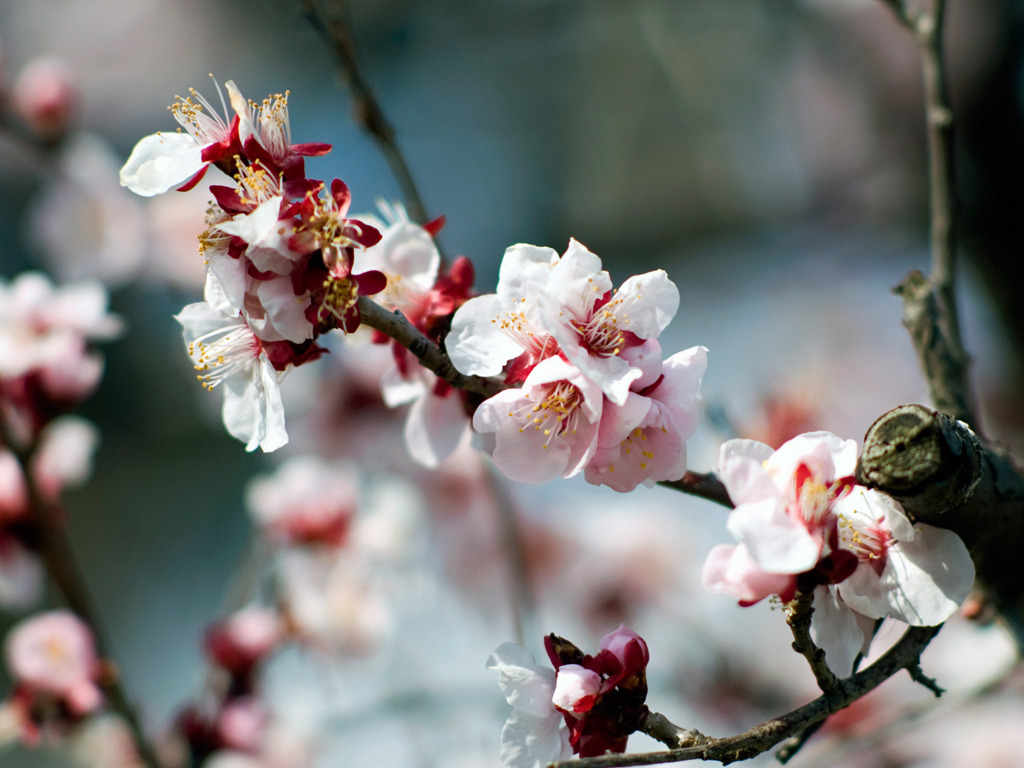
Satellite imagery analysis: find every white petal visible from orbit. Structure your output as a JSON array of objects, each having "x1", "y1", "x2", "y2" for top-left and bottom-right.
[
  {"x1": 486, "y1": 643, "x2": 557, "y2": 718},
  {"x1": 495, "y1": 244, "x2": 561, "y2": 304},
  {"x1": 810, "y1": 585, "x2": 868, "y2": 676},
  {"x1": 403, "y1": 391, "x2": 468, "y2": 469},
  {"x1": 119, "y1": 132, "x2": 204, "y2": 197},
  {"x1": 879, "y1": 524, "x2": 974, "y2": 625},
  {"x1": 256, "y1": 278, "x2": 312, "y2": 343},
  {"x1": 543, "y1": 239, "x2": 610, "y2": 320},
  {"x1": 447, "y1": 294, "x2": 525, "y2": 376},
  {"x1": 612, "y1": 269, "x2": 680, "y2": 338},
  {"x1": 498, "y1": 710, "x2": 571, "y2": 768},
  {"x1": 728, "y1": 498, "x2": 821, "y2": 573}
]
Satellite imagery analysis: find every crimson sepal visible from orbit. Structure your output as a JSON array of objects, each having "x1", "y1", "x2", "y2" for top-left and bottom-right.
[
  {"x1": 200, "y1": 114, "x2": 244, "y2": 164},
  {"x1": 263, "y1": 339, "x2": 328, "y2": 371},
  {"x1": 210, "y1": 185, "x2": 250, "y2": 214},
  {"x1": 349, "y1": 218, "x2": 383, "y2": 249}
]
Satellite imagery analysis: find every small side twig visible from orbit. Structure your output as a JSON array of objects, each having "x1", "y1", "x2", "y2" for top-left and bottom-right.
[
  {"x1": 906, "y1": 664, "x2": 945, "y2": 697},
  {"x1": 657, "y1": 472, "x2": 733, "y2": 508},
  {"x1": 785, "y1": 590, "x2": 840, "y2": 697}
]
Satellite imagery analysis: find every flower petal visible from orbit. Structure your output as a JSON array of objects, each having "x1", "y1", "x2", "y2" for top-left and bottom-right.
[{"x1": 119, "y1": 132, "x2": 205, "y2": 197}]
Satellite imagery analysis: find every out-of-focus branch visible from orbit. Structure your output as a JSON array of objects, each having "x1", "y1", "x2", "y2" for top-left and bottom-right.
[
  {"x1": 299, "y1": 0, "x2": 431, "y2": 226},
  {"x1": 550, "y1": 625, "x2": 940, "y2": 768},
  {"x1": 878, "y1": 0, "x2": 972, "y2": 424},
  {"x1": 0, "y1": 423, "x2": 162, "y2": 768}
]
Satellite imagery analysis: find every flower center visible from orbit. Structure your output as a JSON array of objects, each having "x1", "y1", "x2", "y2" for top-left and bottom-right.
[
  {"x1": 575, "y1": 294, "x2": 628, "y2": 357},
  {"x1": 515, "y1": 380, "x2": 584, "y2": 448},
  {"x1": 318, "y1": 276, "x2": 359, "y2": 327},
  {"x1": 188, "y1": 322, "x2": 261, "y2": 390},
  {"x1": 170, "y1": 83, "x2": 232, "y2": 146}
]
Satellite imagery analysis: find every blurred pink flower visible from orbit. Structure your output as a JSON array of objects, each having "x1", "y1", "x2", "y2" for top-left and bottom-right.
[
  {"x1": 4, "y1": 610, "x2": 103, "y2": 716},
  {"x1": 245, "y1": 456, "x2": 358, "y2": 547},
  {"x1": 12, "y1": 56, "x2": 78, "y2": 140}
]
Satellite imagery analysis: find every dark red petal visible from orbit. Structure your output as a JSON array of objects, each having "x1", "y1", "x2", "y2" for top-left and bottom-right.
[
  {"x1": 330, "y1": 179, "x2": 351, "y2": 212},
  {"x1": 354, "y1": 269, "x2": 387, "y2": 297},
  {"x1": 423, "y1": 213, "x2": 446, "y2": 237},
  {"x1": 291, "y1": 142, "x2": 332, "y2": 157}
]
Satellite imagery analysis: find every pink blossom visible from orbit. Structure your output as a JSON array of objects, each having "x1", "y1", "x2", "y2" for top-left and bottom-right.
[
  {"x1": 245, "y1": 456, "x2": 358, "y2": 546},
  {"x1": 119, "y1": 79, "x2": 243, "y2": 197},
  {"x1": 4, "y1": 610, "x2": 103, "y2": 716},
  {"x1": 585, "y1": 345, "x2": 707, "y2": 492},
  {"x1": 175, "y1": 302, "x2": 289, "y2": 452},
  {"x1": 487, "y1": 642, "x2": 571, "y2": 768},
  {"x1": 205, "y1": 606, "x2": 284, "y2": 676},
  {"x1": 472, "y1": 356, "x2": 603, "y2": 483},
  {"x1": 538, "y1": 239, "x2": 680, "y2": 405},
  {"x1": 446, "y1": 243, "x2": 562, "y2": 379},
  {"x1": 720, "y1": 432, "x2": 858, "y2": 575},
  {"x1": 834, "y1": 487, "x2": 974, "y2": 626}
]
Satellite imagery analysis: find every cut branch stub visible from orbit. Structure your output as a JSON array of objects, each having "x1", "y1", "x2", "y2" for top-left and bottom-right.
[{"x1": 857, "y1": 403, "x2": 1024, "y2": 608}]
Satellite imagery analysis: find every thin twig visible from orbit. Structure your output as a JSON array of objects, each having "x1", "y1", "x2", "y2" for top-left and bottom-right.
[
  {"x1": 785, "y1": 590, "x2": 840, "y2": 697},
  {"x1": 299, "y1": 0, "x2": 431, "y2": 226}
]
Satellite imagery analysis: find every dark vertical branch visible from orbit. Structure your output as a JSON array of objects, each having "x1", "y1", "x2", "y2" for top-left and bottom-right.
[
  {"x1": 880, "y1": 0, "x2": 973, "y2": 424},
  {"x1": 299, "y1": 0, "x2": 431, "y2": 226},
  {"x1": 0, "y1": 424, "x2": 162, "y2": 768}
]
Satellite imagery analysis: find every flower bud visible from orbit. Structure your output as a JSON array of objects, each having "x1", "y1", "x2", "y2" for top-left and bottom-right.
[{"x1": 12, "y1": 57, "x2": 77, "y2": 141}]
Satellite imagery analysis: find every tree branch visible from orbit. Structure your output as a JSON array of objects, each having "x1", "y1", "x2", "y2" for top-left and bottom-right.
[
  {"x1": 0, "y1": 421, "x2": 161, "y2": 768},
  {"x1": 657, "y1": 471, "x2": 733, "y2": 508},
  {"x1": 550, "y1": 625, "x2": 940, "y2": 768},
  {"x1": 785, "y1": 590, "x2": 840, "y2": 697},
  {"x1": 857, "y1": 403, "x2": 1024, "y2": 638},
  {"x1": 356, "y1": 297, "x2": 507, "y2": 399},
  {"x1": 879, "y1": 0, "x2": 972, "y2": 424},
  {"x1": 299, "y1": 0, "x2": 432, "y2": 227}
]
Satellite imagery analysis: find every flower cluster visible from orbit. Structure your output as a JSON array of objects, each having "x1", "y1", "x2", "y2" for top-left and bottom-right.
[
  {"x1": 702, "y1": 431, "x2": 975, "y2": 673},
  {"x1": 488, "y1": 625, "x2": 649, "y2": 768},
  {"x1": 120, "y1": 80, "x2": 388, "y2": 452},
  {"x1": 447, "y1": 240, "x2": 706, "y2": 491}
]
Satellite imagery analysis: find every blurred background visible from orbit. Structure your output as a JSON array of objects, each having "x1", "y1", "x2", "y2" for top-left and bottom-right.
[{"x1": 2, "y1": 0, "x2": 1024, "y2": 766}]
